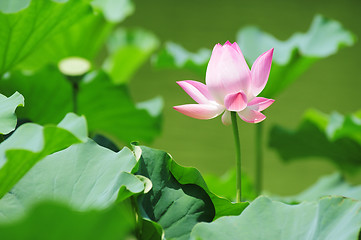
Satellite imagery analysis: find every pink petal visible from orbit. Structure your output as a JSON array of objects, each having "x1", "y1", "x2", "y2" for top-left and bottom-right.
[
  {"x1": 225, "y1": 41, "x2": 242, "y2": 55},
  {"x1": 206, "y1": 42, "x2": 251, "y2": 104},
  {"x1": 177, "y1": 80, "x2": 213, "y2": 104},
  {"x1": 173, "y1": 104, "x2": 224, "y2": 120},
  {"x1": 248, "y1": 97, "x2": 275, "y2": 111},
  {"x1": 208, "y1": 43, "x2": 223, "y2": 60},
  {"x1": 231, "y1": 42, "x2": 242, "y2": 54},
  {"x1": 250, "y1": 48, "x2": 274, "y2": 97},
  {"x1": 224, "y1": 91, "x2": 247, "y2": 112},
  {"x1": 222, "y1": 111, "x2": 232, "y2": 125},
  {"x1": 224, "y1": 40, "x2": 232, "y2": 46},
  {"x1": 238, "y1": 108, "x2": 266, "y2": 123}
]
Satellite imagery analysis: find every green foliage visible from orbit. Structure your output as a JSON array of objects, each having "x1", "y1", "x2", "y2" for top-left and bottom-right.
[
  {"x1": 0, "y1": 68, "x2": 162, "y2": 145},
  {"x1": 273, "y1": 173, "x2": 361, "y2": 203},
  {"x1": 0, "y1": 92, "x2": 24, "y2": 134},
  {"x1": 104, "y1": 28, "x2": 160, "y2": 84},
  {"x1": 136, "y1": 146, "x2": 215, "y2": 240},
  {"x1": 140, "y1": 218, "x2": 164, "y2": 240},
  {"x1": 153, "y1": 15, "x2": 354, "y2": 98},
  {"x1": 169, "y1": 160, "x2": 249, "y2": 219},
  {"x1": 191, "y1": 196, "x2": 361, "y2": 240},
  {"x1": 15, "y1": 2, "x2": 157, "y2": 86},
  {"x1": 0, "y1": 140, "x2": 140, "y2": 222},
  {"x1": 0, "y1": 101, "x2": 359, "y2": 239},
  {"x1": 1, "y1": 67, "x2": 72, "y2": 124},
  {"x1": 0, "y1": 113, "x2": 87, "y2": 198},
  {"x1": 134, "y1": 146, "x2": 250, "y2": 239},
  {"x1": 0, "y1": 0, "x2": 92, "y2": 75},
  {"x1": 0, "y1": 201, "x2": 135, "y2": 240},
  {"x1": 0, "y1": 0, "x2": 162, "y2": 146},
  {"x1": 19, "y1": 12, "x2": 113, "y2": 71},
  {"x1": 78, "y1": 71, "x2": 163, "y2": 145},
  {"x1": 270, "y1": 109, "x2": 361, "y2": 173},
  {"x1": 19, "y1": 0, "x2": 137, "y2": 71},
  {"x1": 116, "y1": 173, "x2": 151, "y2": 202}
]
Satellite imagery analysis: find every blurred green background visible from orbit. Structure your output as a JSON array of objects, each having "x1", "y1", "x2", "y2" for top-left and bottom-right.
[{"x1": 123, "y1": 0, "x2": 361, "y2": 195}]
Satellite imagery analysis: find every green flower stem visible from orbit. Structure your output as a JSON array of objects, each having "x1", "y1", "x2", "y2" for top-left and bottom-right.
[
  {"x1": 131, "y1": 196, "x2": 143, "y2": 239},
  {"x1": 231, "y1": 111, "x2": 242, "y2": 202},
  {"x1": 255, "y1": 122, "x2": 263, "y2": 196},
  {"x1": 71, "y1": 81, "x2": 79, "y2": 114},
  {"x1": 65, "y1": 75, "x2": 82, "y2": 114}
]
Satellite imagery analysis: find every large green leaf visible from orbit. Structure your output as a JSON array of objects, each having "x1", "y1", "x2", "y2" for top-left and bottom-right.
[
  {"x1": 0, "y1": 68, "x2": 72, "y2": 124},
  {"x1": 103, "y1": 28, "x2": 159, "y2": 84},
  {"x1": 153, "y1": 15, "x2": 354, "y2": 98},
  {"x1": 18, "y1": 0, "x2": 136, "y2": 71},
  {"x1": 0, "y1": 140, "x2": 141, "y2": 222},
  {"x1": 237, "y1": 15, "x2": 355, "y2": 98},
  {"x1": 116, "y1": 173, "x2": 152, "y2": 202},
  {"x1": 191, "y1": 196, "x2": 361, "y2": 240},
  {"x1": 0, "y1": 92, "x2": 24, "y2": 134},
  {"x1": 140, "y1": 218, "x2": 164, "y2": 240},
  {"x1": 0, "y1": 201, "x2": 135, "y2": 240},
  {"x1": 136, "y1": 146, "x2": 215, "y2": 240},
  {"x1": 0, "y1": 68, "x2": 163, "y2": 144},
  {"x1": 18, "y1": 2, "x2": 142, "y2": 76},
  {"x1": 0, "y1": 0, "x2": 92, "y2": 75},
  {"x1": 273, "y1": 173, "x2": 361, "y2": 203},
  {"x1": 269, "y1": 109, "x2": 361, "y2": 173},
  {"x1": 19, "y1": 12, "x2": 113, "y2": 71},
  {"x1": 136, "y1": 146, "x2": 248, "y2": 239},
  {"x1": 169, "y1": 161, "x2": 249, "y2": 219},
  {"x1": 0, "y1": 113, "x2": 87, "y2": 198}
]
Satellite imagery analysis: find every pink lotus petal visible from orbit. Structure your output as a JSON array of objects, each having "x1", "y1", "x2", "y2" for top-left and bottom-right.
[
  {"x1": 221, "y1": 111, "x2": 232, "y2": 125},
  {"x1": 250, "y1": 48, "x2": 274, "y2": 97},
  {"x1": 206, "y1": 42, "x2": 251, "y2": 104},
  {"x1": 248, "y1": 97, "x2": 275, "y2": 111},
  {"x1": 224, "y1": 92, "x2": 247, "y2": 112},
  {"x1": 173, "y1": 104, "x2": 224, "y2": 120},
  {"x1": 209, "y1": 43, "x2": 223, "y2": 60},
  {"x1": 231, "y1": 42, "x2": 242, "y2": 54},
  {"x1": 238, "y1": 108, "x2": 266, "y2": 123},
  {"x1": 177, "y1": 80, "x2": 213, "y2": 104},
  {"x1": 224, "y1": 40, "x2": 232, "y2": 46}
]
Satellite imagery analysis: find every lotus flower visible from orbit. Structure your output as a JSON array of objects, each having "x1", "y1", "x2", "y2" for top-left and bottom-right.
[{"x1": 173, "y1": 41, "x2": 274, "y2": 125}]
